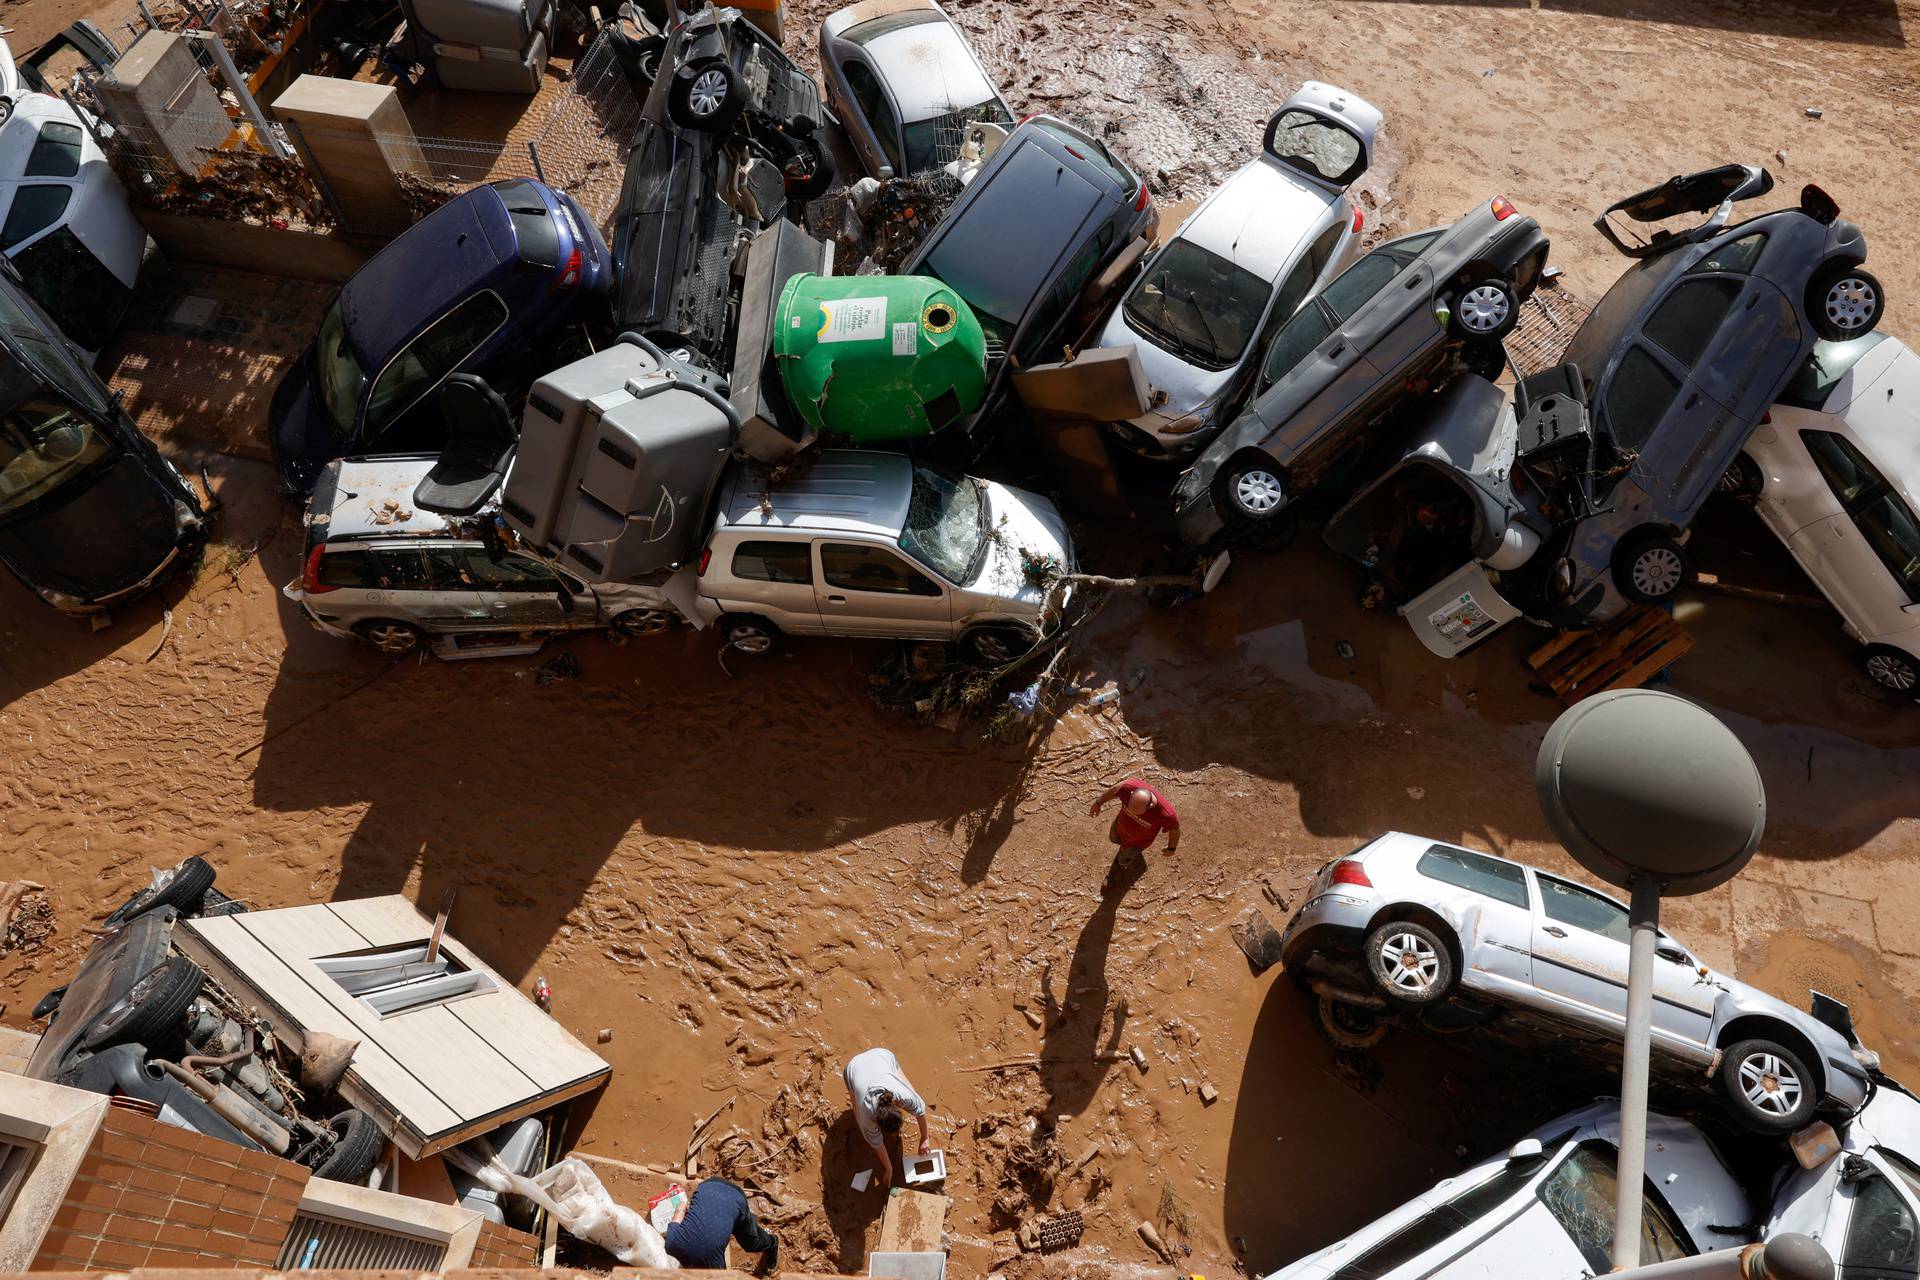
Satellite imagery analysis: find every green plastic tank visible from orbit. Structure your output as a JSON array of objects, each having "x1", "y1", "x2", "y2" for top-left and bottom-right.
[{"x1": 773, "y1": 274, "x2": 987, "y2": 442}]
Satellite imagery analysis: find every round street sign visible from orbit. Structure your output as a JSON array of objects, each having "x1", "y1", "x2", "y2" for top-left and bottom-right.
[{"x1": 1534, "y1": 688, "x2": 1765, "y2": 895}]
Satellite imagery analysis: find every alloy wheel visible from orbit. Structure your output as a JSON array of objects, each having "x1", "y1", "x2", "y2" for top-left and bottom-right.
[
  {"x1": 1737, "y1": 1051, "x2": 1803, "y2": 1116},
  {"x1": 366, "y1": 624, "x2": 418, "y2": 654},
  {"x1": 1867, "y1": 651, "x2": 1919, "y2": 692},
  {"x1": 1460, "y1": 285, "x2": 1511, "y2": 333},
  {"x1": 1824, "y1": 276, "x2": 1879, "y2": 331},
  {"x1": 688, "y1": 68, "x2": 730, "y2": 117},
  {"x1": 729, "y1": 626, "x2": 773, "y2": 654},
  {"x1": 1374, "y1": 930, "x2": 1442, "y2": 995},
  {"x1": 1631, "y1": 546, "x2": 1685, "y2": 598},
  {"x1": 1234, "y1": 469, "x2": 1285, "y2": 516}
]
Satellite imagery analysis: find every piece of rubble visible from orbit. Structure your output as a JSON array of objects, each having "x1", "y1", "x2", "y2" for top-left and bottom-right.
[
  {"x1": 1137, "y1": 1220, "x2": 1175, "y2": 1262},
  {"x1": 1199, "y1": 1082, "x2": 1220, "y2": 1105},
  {"x1": 597, "y1": 1028, "x2": 613, "y2": 1043},
  {"x1": 1023, "y1": 1008, "x2": 1044, "y2": 1030}
]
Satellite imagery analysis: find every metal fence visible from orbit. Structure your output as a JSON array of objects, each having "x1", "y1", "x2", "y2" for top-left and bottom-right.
[{"x1": 1508, "y1": 279, "x2": 1595, "y2": 381}]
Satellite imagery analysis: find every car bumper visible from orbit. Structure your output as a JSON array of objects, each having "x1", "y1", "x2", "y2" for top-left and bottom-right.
[
  {"x1": 1279, "y1": 892, "x2": 1375, "y2": 977},
  {"x1": 38, "y1": 512, "x2": 205, "y2": 616},
  {"x1": 284, "y1": 585, "x2": 359, "y2": 641},
  {"x1": 1173, "y1": 491, "x2": 1227, "y2": 550}
]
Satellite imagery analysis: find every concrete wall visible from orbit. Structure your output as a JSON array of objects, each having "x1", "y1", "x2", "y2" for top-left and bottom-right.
[
  {"x1": 135, "y1": 211, "x2": 377, "y2": 285},
  {"x1": 272, "y1": 76, "x2": 430, "y2": 238}
]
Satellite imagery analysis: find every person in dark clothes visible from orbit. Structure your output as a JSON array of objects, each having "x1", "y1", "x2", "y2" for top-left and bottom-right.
[{"x1": 665, "y1": 1178, "x2": 778, "y2": 1272}]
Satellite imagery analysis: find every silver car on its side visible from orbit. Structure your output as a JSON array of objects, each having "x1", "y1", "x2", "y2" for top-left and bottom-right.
[
  {"x1": 1093, "y1": 81, "x2": 1377, "y2": 461},
  {"x1": 1280, "y1": 831, "x2": 1876, "y2": 1134},
  {"x1": 819, "y1": 0, "x2": 1012, "y2": 181}
]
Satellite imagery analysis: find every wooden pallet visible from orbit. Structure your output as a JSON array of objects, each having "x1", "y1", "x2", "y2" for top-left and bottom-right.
[{"x1": 1526, "y1": 606, "x2": 1694, "y2": 705}]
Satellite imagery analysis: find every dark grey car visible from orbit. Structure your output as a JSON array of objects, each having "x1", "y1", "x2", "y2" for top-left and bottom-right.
[
  {"x1": 902, "y1": 114, "x2": 1157, "y2": 440},
  {"x1": 1513, "y1": 165, "x2": 1882, "y2": 625},
  {"x1": 1172, "y1": 197, "x2": 1550, "y2": 548}
]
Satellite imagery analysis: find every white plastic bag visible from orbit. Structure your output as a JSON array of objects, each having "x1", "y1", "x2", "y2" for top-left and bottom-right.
[{"x1": 532, "y1": 1158, "x2": 677, "y2": 1269}]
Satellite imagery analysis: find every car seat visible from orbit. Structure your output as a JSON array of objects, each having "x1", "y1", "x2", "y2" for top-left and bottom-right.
[{"x1": 413, "y1": 375, "x2": 517, "y2": 516}]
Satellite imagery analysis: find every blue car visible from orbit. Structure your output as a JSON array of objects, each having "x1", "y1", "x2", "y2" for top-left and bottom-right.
[{"x1": 269, "y1": 178, "x2": 611, "y2": 494}]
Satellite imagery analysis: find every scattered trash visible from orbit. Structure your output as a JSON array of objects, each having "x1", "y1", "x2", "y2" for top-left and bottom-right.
[
  {"x1": 0, "y1": 881, "x2": 51, "y2": 957},
  {"x1": 597, "y1": 1027, "x2": 614, "y2": 1043},
  {"x1": 1406, "y1": 786, "x2": 1426, "y2": 801},
  {"x1": 528, "y1": 1157, "x2": 673, "y2": 1267},
  {"x1": 1073, "y1": 1141, "x2": 1103, "y2": 1169},
  {"x1": 536, "y1": 652, "x2": 581, "y2": 686},
  {"x1": 1776, "y1": 147, "x2": 1790, "y2": 164},
  {"x1": 852, "y1": 1168, "x2": 875, "y2": 1192},
  {"x1": 1085, "y1": 687, "x2": 1121, "y2": 709},
  {"x1": 1129, "y1": 1045, "x2": 1149, "y2": 1072},
  {"x1": 1198, "y1": 1082, "x2": 1220, "y2": 1105},
  {"x1": 1138, "y1": 1219, "x2": 1176, "y2": 1262},
  {"x1": 1022, "y1": 1007, "x2": 1045, "y2": 1030},
  {"x1": 1006, "y1": 681, "x2": 1041, "y2": 719},
  {"x1": 1229, "y1": 906, "x2": 1287, "y2": 976},
  {"x1": 1336, "y1": 640, "x2": 1356, "y2": 659},
  {"x1": 1125, "y1": 666, "x2": 1149, "y2": 692},
  {"x1": 1805, "y1": 106, "x2": 1823, "y2": 119},
  {"x1": 533, "y1": 976, "x2": 554, "y2": 1011},
  {"x1": 1481, "y1": 67, "x2": 1497, "y2": 77}
]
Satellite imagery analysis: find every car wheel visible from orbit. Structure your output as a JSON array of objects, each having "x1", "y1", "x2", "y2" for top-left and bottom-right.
[
  {"x1": 1450, "y1": 278, "x2": 1520, "y2": 343},
  {"x1": 1807, "y1": 264, "x2": 1885, "y2": 342},
  {"x1": 723, "y1": 616, "x2": 778, "y2": 655},
  {"x1": 298, "y1": 1109, "x2": 385, "y2": 1183},
  {"x1": 962, "y1": 626, "x2": 1035, "y2": 668},
  {"x1": 1717, "y1": 1038, "x2": 1817, "y2": 1134},
  {"x1": 1863, "y1": 644, "x2": 1920, "y2": 695},
  {"x1": 1716, "y1": 452, "x2": 1763, "y2": 501},
  {"x1": 81, "y1": 956, "x2": 205, "y2": 1054},
  {"x1": 611, "y1": 608, "x2": 676, "y2": 637},
  {"x1": 104, "y1": 855, "x2": 216, "y2": 927},
  {"x1": 356, "y1": 619, "x2": 426, "y2": 656},
  {"x1": 1613, "y1": 534, "x2": 1691, "y2": 606},
  {"x1": 1363, "y1": 920, "x2": 1455, "y2": 1007},
  {"x1": 1222, "y1": 457, "x2": 1289, "y2": 524},
  {"x1": 668, "y1": 59, "x2": 744, "y2": 132},
  {"x1": 784, "y1": 135, "x2": 835, "y2": 201},
  {"x1": 1314, "y1": 993, "x2": 1390, "y2": 1050}
]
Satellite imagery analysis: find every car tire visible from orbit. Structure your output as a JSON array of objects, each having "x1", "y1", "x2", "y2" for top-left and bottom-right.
[
  {"x1": 104, "y1": 855, "x2": 216, "y2": 927},
  {"x1": 1716, "y1": 453, "x2": 1763, "y2": 501},
  {"x1": 962, "y1": 626, "x2": 1035, "y2": 668},
  {"x1": 1717, "y1": 1038, "x2": 1818, "y2": 1134},
  {"x1": 1863, "y1": 644, "x2": 1920, "y2": 695},
  {"x1": 1363, "y1": 920, "x2": 1454, "y2": 1007},
  {"x1": 1613, "y1": 533, "x2": 1690, "y2": 606},
  {"x1": 668, "y1": 59, "x2": 744, "y2": 133},
  {"x1": 1807, "y1": 264, "x2": 1885, "y2": 342},
  {"x1": 0, "y1": 98, "x2": 13, "y2": 128},
  {"x1": 81, "y1": 956, "x2": 205, "y2": 1054},
  {"x1": 356, "y1": 619, "x2": 426, "y2": 656},
  {"x1": 721, "y1": 615, "x2": 778, "y2": 656},
  {"x1": 784, "y1": 135, "x2": 835, "y2": 201},
  {"x1": 1314, "y1": 994, "x2": 1390, "y2": 1050},
  {"x1": 611, "y1": 608, "x2": 676, "y2": 637},
  {"x1": 1220, "y1": 456, "x2": 1290, "y2": 525},
  {"x1": 1450, "y1": 278, "x2": 1520, "y2": 344},
  {"x1": 299, "y1": 1109, "x2": 385, "y2": 1183}
]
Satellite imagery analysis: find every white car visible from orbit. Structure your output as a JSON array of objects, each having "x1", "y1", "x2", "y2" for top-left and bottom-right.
[
  {"x1": 1264, "y1": 1100, "x2": 1753, "y2": 1280},
  {"x1": 0, "y1": 92, "x2": 145, "y2": 359},
  {"x1": 1093, "y1": 81, "x2": 1377, "y2": 460},
  {"x1": 1723, "y1": 332, "x2": 1920, "y2": 695},
  {"x1": 1768, "y1": 1081, "x2": 1920, "y2": 1271}
]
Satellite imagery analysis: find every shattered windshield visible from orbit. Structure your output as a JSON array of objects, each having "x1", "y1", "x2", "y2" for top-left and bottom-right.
[
  {"x1": 314, "y1": 301, "x2": 367, "y2": 443},
  {"x1": 1124, "y1": 239, "x2": 1268, "y2": 370},
  {"x1": 898, "y1": 463, "x2": 987, "y2": 584},
  {"x1": 1265, "y1": 110, "x2": 1364, "y2": 185}
]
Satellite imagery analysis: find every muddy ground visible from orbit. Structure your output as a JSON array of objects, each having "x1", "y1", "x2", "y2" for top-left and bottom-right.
[{"x1": 7, "y1": 0, "x2": 1920, "y2": 1276}]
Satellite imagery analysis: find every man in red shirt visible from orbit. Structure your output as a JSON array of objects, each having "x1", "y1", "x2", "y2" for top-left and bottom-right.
[{"x1": 1090, "y1": 778, "x2": 1180, "y2": 889}]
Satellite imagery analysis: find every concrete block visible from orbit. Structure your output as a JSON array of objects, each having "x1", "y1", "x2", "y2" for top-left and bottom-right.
[
  {"x1": 272, "y1": 76, "x2": 429, "y2": 236},
  {"x1": 95, "y1": 31, "x2": 228, "y2": 175}
]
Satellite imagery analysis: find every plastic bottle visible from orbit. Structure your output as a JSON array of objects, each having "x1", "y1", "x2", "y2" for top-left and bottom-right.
[{"x1": 533, "y1": 976, "x2": 553, "y2": 1011}]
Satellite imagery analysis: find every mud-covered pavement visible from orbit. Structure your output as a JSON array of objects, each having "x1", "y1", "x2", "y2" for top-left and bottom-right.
[{"x1": 8, "y1": 0, "x2": 1920, "y2": 1276}]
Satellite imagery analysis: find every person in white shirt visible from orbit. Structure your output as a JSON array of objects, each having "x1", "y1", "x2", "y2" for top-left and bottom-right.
[{"x1": 843, "y1": 1047, "x2": 930, "y2": 1187}]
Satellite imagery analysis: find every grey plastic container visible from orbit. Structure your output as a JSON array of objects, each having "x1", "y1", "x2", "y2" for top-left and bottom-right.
[{"x1": 407, "y1": 0, "x2": 553, "y2": 93}]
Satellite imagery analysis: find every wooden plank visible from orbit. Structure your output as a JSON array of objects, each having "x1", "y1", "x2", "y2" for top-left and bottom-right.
[
  {"x1": 178, "y1": 915, "x2": 457, "y2": 1141},
  {"x1": 1526, "y1": 627, "x2": 1593, "y2": 670},
  {"x1": 877, "y1": 1189, "x2": 949, "y2": 1254},
  {"x1": 1596, "y1": 634, "x2": 1695, "y2": 695}
]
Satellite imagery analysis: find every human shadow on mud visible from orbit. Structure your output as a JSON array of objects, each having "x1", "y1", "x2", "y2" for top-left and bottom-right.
[
  {"x1": 817, "y1": 1111, "x2": 892, "y2": 1272},
  {"x1": 1035, "y1": 856, "x2": 1144, "y2": 1122},
  {"x1": 249, "y1": 584, "x2": 1029, "y2": 983}
]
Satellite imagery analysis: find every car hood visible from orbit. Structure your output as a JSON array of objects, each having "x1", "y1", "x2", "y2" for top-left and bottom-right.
[
  {"x1": 1093, "y1": 306, "x2": 1235, "y2": 427},
  {"x1": 0, "y1": 451, "x2": 191, "y2": 601},
  {"x1": 270, "y1": 354, "x2": 342, "y2": 497},
  {"x1": 967, "y1": 479, "x2": 1073, "y2": 607}
]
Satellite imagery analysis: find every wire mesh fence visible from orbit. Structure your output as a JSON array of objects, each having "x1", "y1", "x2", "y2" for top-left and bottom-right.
[
  {"x1": 527, "y1": 27, "x2": 644, "y2": 230},
  {"x1": 1508, "y1": 279, "x2": 1594, "y2": 381}
]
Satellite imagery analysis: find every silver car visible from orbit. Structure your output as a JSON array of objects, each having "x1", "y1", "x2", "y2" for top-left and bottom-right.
[
  {"x1": 1280, "y1": 831, "x2": 1875, "y2": 1134},
  {"x1": 1264, "y1": 1100, "x2": 1752, "y2": 1279},
  {"x1": 819, "y1": 0, "x2": 1012, "y2": 181},
  {"x1": 1094, "y1": 81, "x2": 1377, "y2": 461}
]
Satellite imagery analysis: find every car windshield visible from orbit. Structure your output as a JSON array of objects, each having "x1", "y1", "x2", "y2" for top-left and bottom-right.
[
  {"x1": 1780, "y1": 333, "x2": 1888, "y2": 410},
  {"x1": 0, "y1": 395, "x2": 112, "y2": 519},
  {"x1": 314, "y1": 301, "x2": 367, "y2": 443},
  {"x1": 1123, "y1": 239, "x2": 1269, "y2": 370},
  {"x1": 898, "y1": 463, "x2": 987, "y2": 583}
]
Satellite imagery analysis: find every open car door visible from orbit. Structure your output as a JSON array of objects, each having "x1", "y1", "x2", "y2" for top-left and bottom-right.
[{"x1": 1260, "y1": 81, "x2": 1379, "y2": 193}]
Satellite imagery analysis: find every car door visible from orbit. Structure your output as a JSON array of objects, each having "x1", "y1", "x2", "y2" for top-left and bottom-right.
[
  {"x1": 414, "y1": 545, "x2": 498, "y2": 629},
  {"x1": 1790, "y1": 430, "x2": 1920, "y2": 643},
  {"x1": 816, "y1": 540, "x2": 951, "y2": 638},
  {"x1": 1254, "y1": 248, "x2": 1409, "y2": 467},
  {"x1": 1680, "y1": 231, "x2": 1806, "y2": 425},
  {"x1": 715, "y1": 537, "x2": 824, "y2": 634},
  {"x1": 1409, "y1": 844, "x2": 1535, "y2": 991},
  {"x1": 839, "y1": 58, "x2": 904, "y2": 176},
  {"x1": 459, "y1": 546, "x2": 580, "y2": 631},
  {"x1": 1631, "y1": 276, "x2": 1757, "y2": 512},
  {"x1": 1836, "y1": 1158, "x2": 1920, "y2": 1280}
]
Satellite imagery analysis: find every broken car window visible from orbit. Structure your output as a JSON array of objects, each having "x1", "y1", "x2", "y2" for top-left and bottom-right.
[
  {"x1": 1264, "y1": 109, "x2": 1363, "y2": 186},
  {"x1": 1123, "y1": 240, "x2": 1268, "y2": 370},
  {"x1": 0, "y1": 397, "x2": 109, "y2": 517},
  {"x1": 1537, "y1": 876, "x2": 1631, "y2": 944},
  {"x1": 1417, "y1": 845, "x2": 1529, "y2": 909},
  {"x1": 899, "y1": 463, "x2": 986, "y2": 584},
  {"x1": 1841, "y1": 1173, "x2": 1920, "y2": 1273},
  {"x1": 1538, "y1": 1142, "x2": 1690, "y2": 1270}
]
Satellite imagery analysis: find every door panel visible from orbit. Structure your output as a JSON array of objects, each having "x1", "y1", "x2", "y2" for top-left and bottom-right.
[
  {"x1": 714, "y1": 538, "x2": 824, "y2": 634},
  {"x1": 1690, "y1": 276, "x2": 1803, "y2": 423},
  {"x1": 815, "y1": 541, "x2": 951, "y2": 637},
  {"x1": 1791, "y1": 513, "x2": 1890, "y2": 638},
  {"x1": 1358, "y1": 260, "x2": 1439, "y2": 381},
  {"x1": 1528, "y1": 873, "x2": 1630, "y2": 1033}
]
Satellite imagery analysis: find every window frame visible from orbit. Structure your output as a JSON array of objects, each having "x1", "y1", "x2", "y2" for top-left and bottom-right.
[
  {"x1": 730, "y1": 539, "x2": 816, "y2": 586},
  {"x1": 363, "y1": 289, "x2": 510, "y2": 434},
  {"x1": 842, "y1": 57, "x2": 903, "y2": 173},
  {"x1": 1598, "y1": 342, "x2": 1685, "y2": 454},
  {"x1": 820, "y1": 540, "x2": 944, "y2": 597},
  {"x1": 1416, "y1": 844, "x2": 1531, "y2": 910}
]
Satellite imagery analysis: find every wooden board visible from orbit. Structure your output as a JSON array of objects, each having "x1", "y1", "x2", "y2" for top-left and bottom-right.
[
  {"x1": 1526, "y1": 606, "x2": 1694, "y2": 705},
  {"x1": 877, "y1": 1189, "x2": 950, "y2": 1255},
  {"x1": 177, "y1": 896, "x2": 610, "y2": 1158}
]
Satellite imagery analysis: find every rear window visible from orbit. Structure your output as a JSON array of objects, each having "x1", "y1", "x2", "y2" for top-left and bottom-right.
[
  {"x1": 732, "y1": 540, "x2": 812, "y2": 584},
  {"x1": 1779, "y1": 333, "x2": 1887, "y2": 410},
  {"x1": 494, "y1": 181, "x2": 560, "y2": 271},
  {"x1": 1263, "y1": 109, "x2": 1365, "y2": 186},
  {"x1": 1417, "y1": 845, "x2": 1529, "y2": 909},
  {"x1": 25, "y1": 123, "x2": 84, "y2": 178},
  {"x1": 1032, "y1": 119, "x2": 1132, "y2": 190}
]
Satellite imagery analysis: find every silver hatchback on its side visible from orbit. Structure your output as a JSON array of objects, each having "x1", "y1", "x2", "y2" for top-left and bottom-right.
[{"x1": 1280, "y1": 831, "x2": 1876, "y2": 1134}]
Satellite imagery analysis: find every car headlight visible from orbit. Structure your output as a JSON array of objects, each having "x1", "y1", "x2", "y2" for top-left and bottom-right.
[
  {"x1": 1159, "y1": 411, "x2": 1212, "y2": 436},
  {"x1": 1550, "y1": 559, "x2": 1575, "y2": 598}
]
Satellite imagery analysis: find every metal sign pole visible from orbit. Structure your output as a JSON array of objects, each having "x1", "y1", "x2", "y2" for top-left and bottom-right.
[{"x1": 1613, "y1": 874, "x2": 1662, "y2": 1270}]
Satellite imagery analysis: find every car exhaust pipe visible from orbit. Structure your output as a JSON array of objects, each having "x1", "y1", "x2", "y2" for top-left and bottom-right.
[
  {"x1": 156, "y1": 1061, "x2": 292, "y2": 1155},
  {"x1": 1311, "y1": 980, "x2": 1388, "y2": 1012}
]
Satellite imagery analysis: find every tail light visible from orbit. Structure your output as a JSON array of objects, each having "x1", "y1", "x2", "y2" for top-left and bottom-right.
[
  {"x1": 1329, "y1": 860, "x2": 1373, "y2": 889},
  {"x1": 555, "y1": 247, "x2": 583, "y2": 290},
  {"x1": 1018, "y1": 112, "x2": 1038, "y2": 125},
  {"x1": 1350, "y1": 203, "x2": 1364, "y2": 234},
  {"x1": 696, "y1": 546, "x2": 712, "y2": 577},
  {"x1": 1490, "y1": 196, "x2": 1517, "y2": 221},
  {"x1": 1760, "y1": 411, "x2": 1772, "y2": 425},
  {"x1": 1801, "y1": 184, "x2": 1840, "y2": 225},
  {"x1": 1134, "y1": 184, "x2": 1153, "y2": 213},
  {"x1": 303, "y1": 544, "x2": 337, "y2": 594}
]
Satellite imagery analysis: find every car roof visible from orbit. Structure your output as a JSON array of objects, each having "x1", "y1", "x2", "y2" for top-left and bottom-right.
[
  {"x1": 1177, "y1": 155, "x2": 1338, "y2": 283},
  {"x1": 340, "y1": 184, "x2": 512, "y2": 363},
  {"x1": 721, "y1": 450, "x2": 913, "y2": 538},
  {"x1": 857, "y1": 13, "x2": 996, "y2": 123},
  {"x1": 0, "y1": 93, "x2": 85, "y2": 176},
  {"x1": 1817, "y1": 335, "x2": 1920, "y2": 501},
  {"x1": 319, "y1": 455, "x2": 460, "y2": 541}
]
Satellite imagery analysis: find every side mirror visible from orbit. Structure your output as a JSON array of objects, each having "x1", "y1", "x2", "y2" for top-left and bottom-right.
[
  {"x1": 1506, "y1": 1138, "x2": 1544, "y2": 1164},
  {"x1": 1656, "y1": 944, "x2": 1691, "y2": 966}
]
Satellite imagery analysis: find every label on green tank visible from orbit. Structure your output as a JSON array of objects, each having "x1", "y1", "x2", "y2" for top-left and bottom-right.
[
  {"x1": 891, "y1": 323, "x2": 917, "y2": 357},
  {"x1": 815, "y1": 296, "x2": 888, "y2": 343}
]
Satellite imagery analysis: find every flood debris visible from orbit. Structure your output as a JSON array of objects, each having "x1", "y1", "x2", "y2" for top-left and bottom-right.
[
  {"x1": 0, "y1": 881, "x2": 51, "y2": 957},
  {"x1": 1229, "y1": 906, "x2": 1287, "y2": 976}
]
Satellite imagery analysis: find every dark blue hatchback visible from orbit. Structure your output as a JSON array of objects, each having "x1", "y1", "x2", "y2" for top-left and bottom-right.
[{"x1": 270, "y1": 178, "x2": 611, "y2": 495}]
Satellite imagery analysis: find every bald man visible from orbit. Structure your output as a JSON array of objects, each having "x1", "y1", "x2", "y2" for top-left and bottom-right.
[{"x1": 1090, "y1": 778, "x2": 1180, "y2": 886}]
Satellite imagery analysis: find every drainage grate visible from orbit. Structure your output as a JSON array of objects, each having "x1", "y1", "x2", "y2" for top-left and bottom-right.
[
  {"x1": 277, "y1": 1213, "x2": 445, "y2": 1270},
  {"x1": 1506, "y1": 281, "x2": 1594, "y2": 381}
]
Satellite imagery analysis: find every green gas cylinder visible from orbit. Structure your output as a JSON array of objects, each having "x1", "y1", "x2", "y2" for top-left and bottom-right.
[{"x1": 773, "y1": 274, "x2": 987, "y2": 442}]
